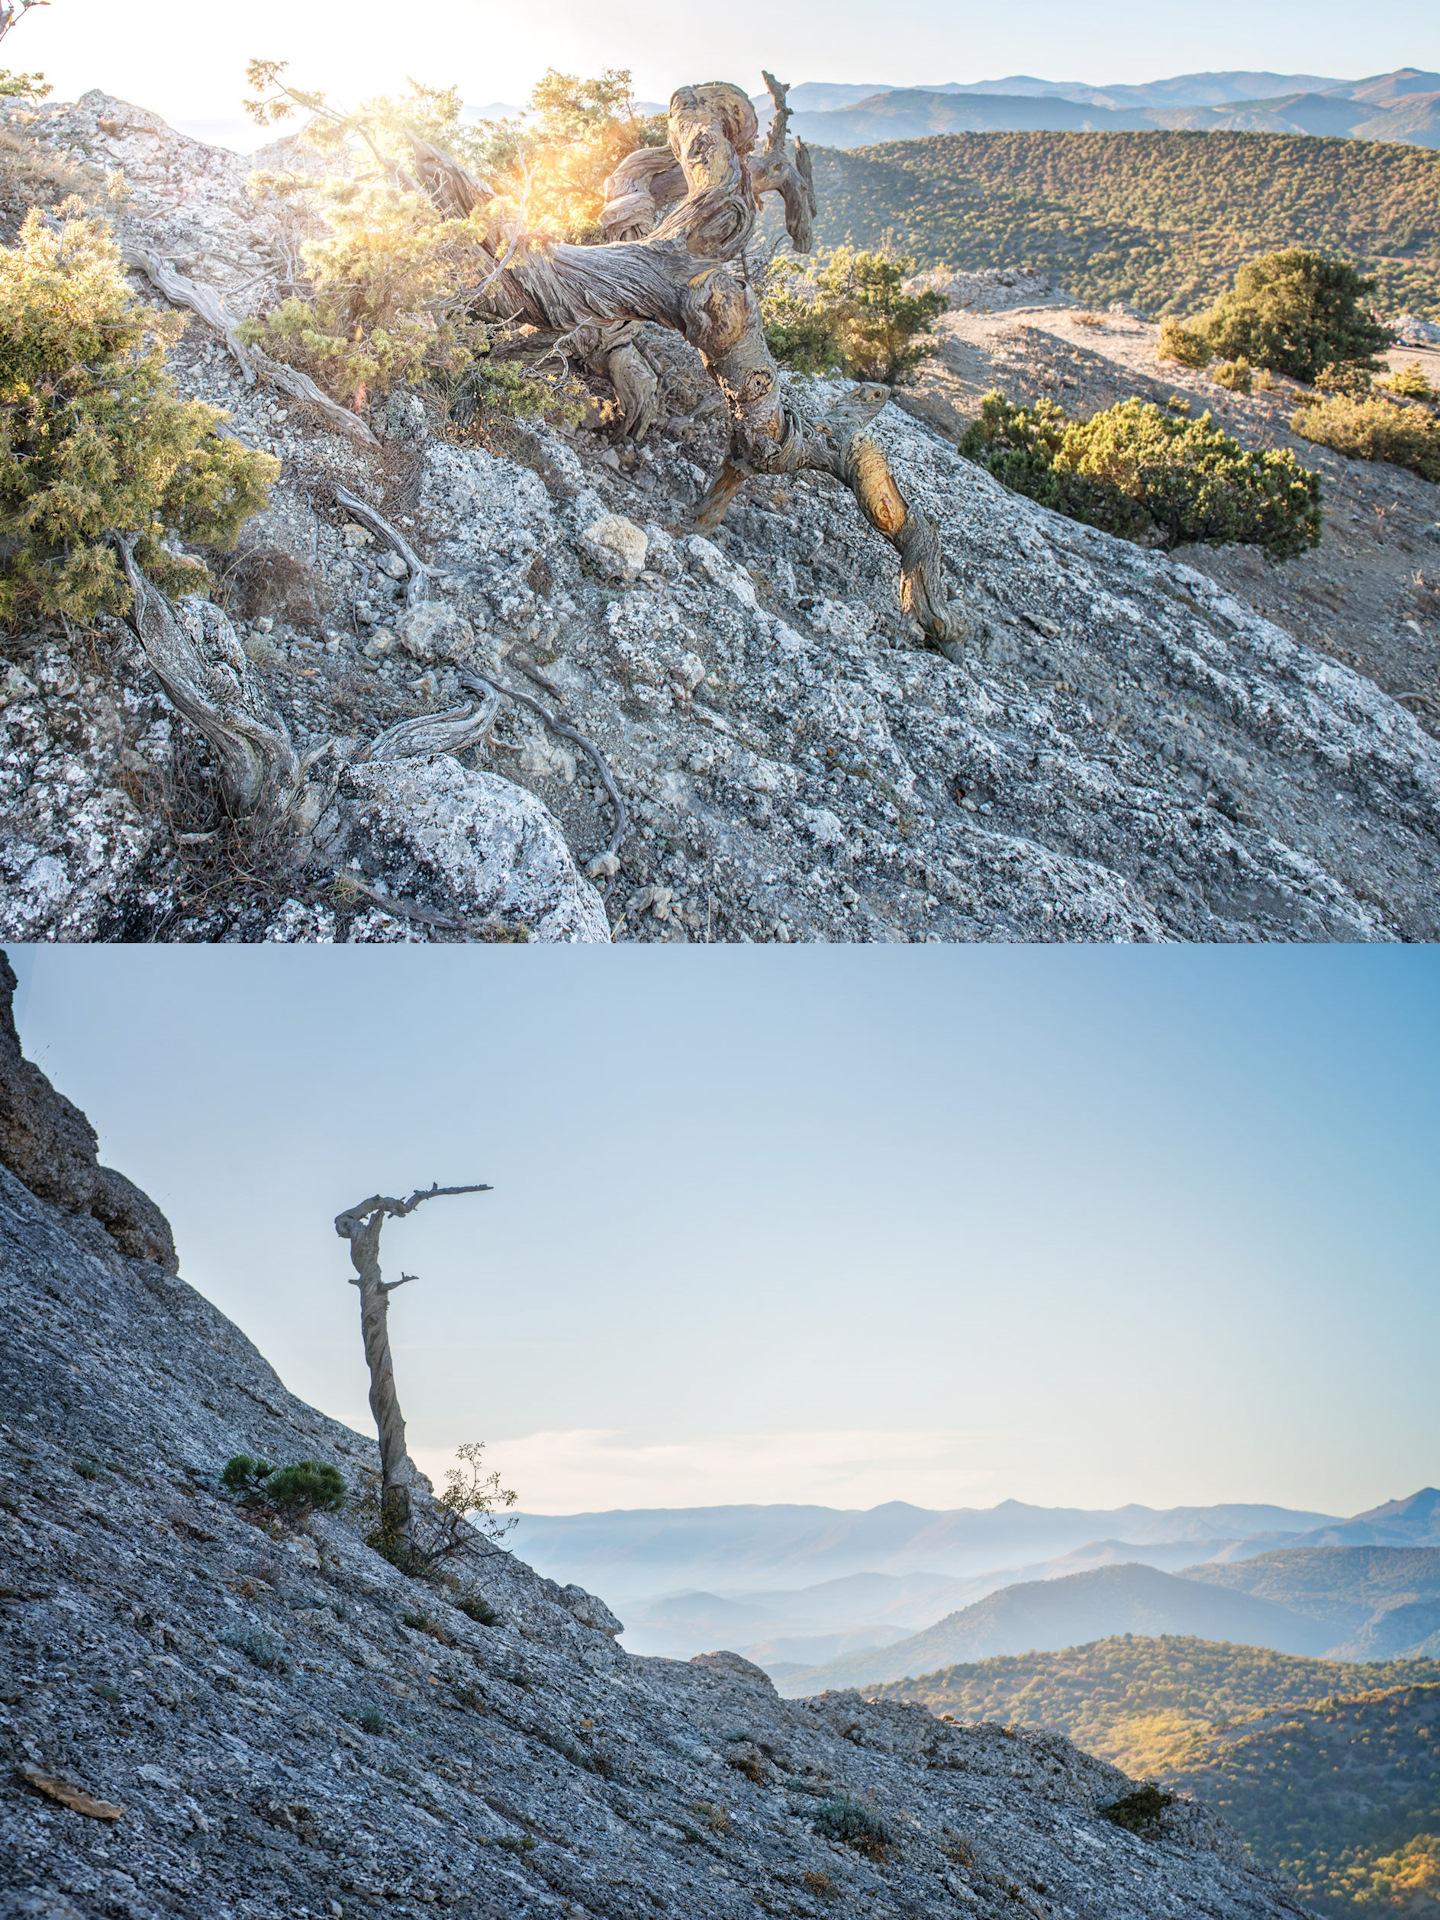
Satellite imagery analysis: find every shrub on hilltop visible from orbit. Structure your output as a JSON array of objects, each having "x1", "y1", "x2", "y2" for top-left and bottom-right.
[
  {"x1": 961, "y1": 391, "x2": 1322, "y2": 559},
  {"x1": 1199, "y1": 250, "x2": 1389, "y2": 384},
  {"x1": 761, "y1": 247, "x2": 946, "y2": 384},
  {"x1": 0, "y1": 206, "x2": 276, "y2": 623}
]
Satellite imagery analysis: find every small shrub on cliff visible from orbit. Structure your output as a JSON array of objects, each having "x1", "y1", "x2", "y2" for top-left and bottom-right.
[
  {"x1": 1386, "y1": 360, "x2": 1434, "y2": 401},
  {"x1": 813, "y1": 1796, "x2": 893, "y2": 1860},
  {"x1": 221, "y1": 1455, "x2": 345, "y2": 1518},
  {"x1": 1156, "y1": 317, "x2": 1212, "y2": 369},
  {"x1": 1099, "y1": 1783, "x2": 1174, "y2": 1836},
  {"x1": 962, "y1": 391, "x2": 1322, "y2": 559},
  {"x1": 0, "y1": 206, "x2": 276, "y2": 622},
  {"x1": 762, "y1": 249, "x2": 946, "y2": 384},
  {"x1": 1211, "y1": 356, "x2": 1253, "y2": 394}
]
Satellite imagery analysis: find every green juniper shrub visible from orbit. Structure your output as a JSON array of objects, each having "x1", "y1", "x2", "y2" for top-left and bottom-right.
[
  {"x1": 1099, "y1": 1783, "x2": 1175, "y2": 1836},
  {"x1": 762, "y1": 248, "x2": 946, "y2": 384},
  {"x1": 73, "y1": 1456, "x2": 102, "y2": 1481},
  {"x1": 0, "y1": 206, "x2": 277, "y2": 623},
  {"x1": 1199, "y1": 249, "x2": 1389, "y2": 383},
  {"x1": 961, "y1": 391, "x2": 1322, "y2": 559},
  {"x1": 1156, "y1": 317, "x2": 1212, "y2": 369},
  {"x1": 1211, "y1": 356, "x2": 1253, "y2": 394},
  {"x1": 813, "y1": 1796, "x2": 893, "y2": 1860},
  {"x1": 1386, "y1": 360, "x2": 1434, "y2": 401},
  {"x1": 358, "y1": 1707, "x2": 386, "y2": 1734},
  {"x1": 1313, "y1": 359, "x2": 1374, "y2": 400},
  {"x1": 1290, "y1": 389, "x2": 1440, "y2": 482}
]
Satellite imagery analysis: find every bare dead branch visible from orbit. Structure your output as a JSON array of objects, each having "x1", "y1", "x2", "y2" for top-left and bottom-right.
[
  {"x1": 459, "y1": 670, "x2": 628, "y2": 866},
  {"x1": 335, "y1": 485, "x2": 430, "y2": 608},
  {"x1": 333, "y1": 1181, "x2": 491, "y2": 1554}
]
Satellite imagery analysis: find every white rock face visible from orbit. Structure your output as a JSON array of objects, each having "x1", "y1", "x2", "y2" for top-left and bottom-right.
[
  {"x1": 336, "y1": 756, "x2": 611, "y2": 942},
  {"x1": 580, "y1": 512, "x2": 650, "y2": 579}
]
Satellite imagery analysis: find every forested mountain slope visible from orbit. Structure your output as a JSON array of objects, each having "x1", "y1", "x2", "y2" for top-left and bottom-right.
[
  {"x1": 867, "y1": 1637, "x2": 1440, "y2": 1916},
  {"x1": 805, "y1": 131, "x2": 1440, "y2": 317}
]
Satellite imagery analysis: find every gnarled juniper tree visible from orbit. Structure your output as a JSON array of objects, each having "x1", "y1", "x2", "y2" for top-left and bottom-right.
[{"x1": 334, "y1": 1181, "x2": 491, "y2": 1557}]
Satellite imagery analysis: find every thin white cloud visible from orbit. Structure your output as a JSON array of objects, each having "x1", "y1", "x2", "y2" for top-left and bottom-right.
[{"x1": 411, "y1": 1429, "x2": 1013, "y2": 1514}]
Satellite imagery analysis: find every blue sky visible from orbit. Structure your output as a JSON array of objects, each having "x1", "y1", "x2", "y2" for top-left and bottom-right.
[
  {"x1": 9, "y1": 946, "x2": 1437, "y2": 1517},
  {"x1": 12, "y1": 0, "x2": 1436, "y2": 150}
]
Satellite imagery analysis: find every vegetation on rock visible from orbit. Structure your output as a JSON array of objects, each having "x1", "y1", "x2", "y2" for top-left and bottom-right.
[
  {"x1": 961, "y1": 391, "x2": 1323, "y2": 558},
  {"x1": 808, "y1": 131, "x2": 1440, "y2": 319},
  {"x1": 0, "y1": 207, "x2": 276, "y2": 622},
  {"x1": 761, "y1": 247, "x2": 946, "y2": 383}
]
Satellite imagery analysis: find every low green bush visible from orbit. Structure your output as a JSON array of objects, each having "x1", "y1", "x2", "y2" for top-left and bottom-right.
[
  {"x1": 221, "y1": 1455, "x2": 346, "y2": 1518},
  {"x1": 1200, "y1": 249, "x2": 1389, "y2": 383},
  {"x1": 1387, "y1": 360, "x2": 1434, "y2": 401},
  {"x1": 0, "y1": 205, "x2": 276, "y2": 623},
  {"x1": 1290, "y1": 391, "x2": 1440, "y2": 482},
  {"x1": 1099, "y1": 1783, "x2": 1175, "y2": 1836},
  {"x1": 358, "y1": 1707, "x2": 386, "y2": 1734},
  {"x1": 962, "y1": 391, "x2": 1322, "y2": 559},
  {"x1": 813, "y1": 1796, "x2": 893, "y2": 1860},
  {"x1": 1157, "y1": 317, "x2": 1212, "y2": 369},
  {"x1": 762, "y1": 248, "x2": 946, "y2": 384},
  {"x1": 1211, "y1": 357, "x2": 1253, "y2": 394}
]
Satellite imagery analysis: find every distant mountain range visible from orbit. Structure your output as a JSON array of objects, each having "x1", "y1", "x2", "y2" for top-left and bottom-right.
[
  {"x1": 507, "y1": 1494, "x2": 1343, "y2": 1599},
  {"x1": 755, "y1": 67, "x2": 1440, "y2": 149},
  {"x1": 776, "y1": 1536, "x2": 1440, "y2": 1693}
]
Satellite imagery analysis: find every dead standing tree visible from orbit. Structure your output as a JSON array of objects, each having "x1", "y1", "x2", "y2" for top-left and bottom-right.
[
  {"x1": 418, "y1": 73, "x2": 968, "y2": 654},
  {"x1": 334, "y1": 1181, "x2": 491, "y2": 1556}
]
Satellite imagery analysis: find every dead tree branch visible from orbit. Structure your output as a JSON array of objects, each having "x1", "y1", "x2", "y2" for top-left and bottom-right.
[
  {"x1": 112, "y1": 535, "x2": 326, "y2": 827},
  {"x1": 334, "y1": 1183, "x2": 491, "y2": 1554},
  {"x1": 335, "y1": 486, "x2": 430, "y2": 608},
  {"x1": 122, "y1": 247, "x2": 381, "y2": 447},
  {"x1": 460, "y1": 669, "x2": 628, "y2": 872},
  {"x1": 414, "y1": 75, "x2": 964, "y2": 650}
]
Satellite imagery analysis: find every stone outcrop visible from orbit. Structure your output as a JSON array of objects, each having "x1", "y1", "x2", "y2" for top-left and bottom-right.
[
  {"x1": 0, "y1": 998, "x2": 1318, "y2": 1917},
  {"x1": 0, "y1": 955, "x2": 176, "y2": 1269},
  {"x1": 2, "y1": 90, "x2": 1437, "y2": 943}
]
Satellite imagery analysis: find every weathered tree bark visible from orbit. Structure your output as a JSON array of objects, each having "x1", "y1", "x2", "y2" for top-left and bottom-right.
[
  {"x1": 113, "y1": 536, "x2": 326, "y2": 827},
  {"x1": 122, "y1": 247, "x2": 381, "y2": 447},
  {"x1": 333, "y1": 1183, "x2": 492, "y2": 1554},
  {"x1": 420, "y1": 74, "x2": 966, "y2": 651}
]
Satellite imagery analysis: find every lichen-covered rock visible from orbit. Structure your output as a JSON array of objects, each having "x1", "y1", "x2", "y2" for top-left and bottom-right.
[
  {"x1": 330, "y1": 755, "x2": 611, "y2": 941},
  {"x1": 3, "y1": 92, "x2": 1438, "y2": 943}
]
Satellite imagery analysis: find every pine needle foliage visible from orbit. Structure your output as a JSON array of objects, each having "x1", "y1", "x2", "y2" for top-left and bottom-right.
[
  {"x1": 962, "y1": 391, "x2": 1322, "y2": 559},
  {"x1": 1198, "y1": 250, "x2": 1390, "y2": 384},
  {"x1": 1291, "y1": 387, "x2": 1440, "y2": 482},
  {"x1": 0, "y1": 207, "x2": 276, "y2": 623},
  {"x1": 761, "y1": 248, "x2": 946, "y2": 384}
]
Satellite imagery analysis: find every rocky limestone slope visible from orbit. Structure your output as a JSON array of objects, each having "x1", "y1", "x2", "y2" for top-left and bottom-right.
[
  {"x1": 0, "y1": 970, "x2": 1316, "y2": 1918},
  {"x1": 2, "y1": 92, "x2": 1438, "y2": 941}
]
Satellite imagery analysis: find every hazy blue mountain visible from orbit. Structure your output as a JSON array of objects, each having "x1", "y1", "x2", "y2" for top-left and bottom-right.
[
  {"x1": 508, "y1": 1496, "x2": 1340, "y2": 1600},
  {"x1": 775, "y1": 1563, "x2": 1337, "y2": 1693},
  {"x1": 1184, "y1": 1539, "x2": 1440, "y2": 1633},
  {"x1": 767, "y1": 68, "x2": 1439, "y2": 149}
]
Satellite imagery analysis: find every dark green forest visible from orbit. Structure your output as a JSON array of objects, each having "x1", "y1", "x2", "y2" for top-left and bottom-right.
[{"x1": 805, "y1": 131, "x2": 1440, "y2": 319}]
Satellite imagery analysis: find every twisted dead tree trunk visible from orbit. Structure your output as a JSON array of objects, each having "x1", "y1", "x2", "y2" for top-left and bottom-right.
[
  {"x1": 417, "y1": 73, "x2": 966, "y2": 651},
  {"x1": 334, "y1": 1182, "x2": 492, "y2": 1556}
]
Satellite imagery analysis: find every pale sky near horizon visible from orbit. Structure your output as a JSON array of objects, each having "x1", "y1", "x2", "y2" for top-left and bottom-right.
[
  {"x1": 6, "y1": 0, "x2": 1437, "y2": 152},
  {"x1": 7, "y1": 946, "x2": 1438, "y2": 1520}
]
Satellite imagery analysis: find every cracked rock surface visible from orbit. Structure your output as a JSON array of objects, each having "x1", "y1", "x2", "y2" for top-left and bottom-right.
[
  {"x1": 2, "y1": 91, "x2": 1437, "y2": 942},
  {"x1": 0, "y1": 1011, "x2": 1315, "y2": 1917}
]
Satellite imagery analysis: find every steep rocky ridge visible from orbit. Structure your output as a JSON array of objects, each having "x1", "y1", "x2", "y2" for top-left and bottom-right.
[
  {"x1": 0, "y1": 984, "x2": 1316, "y2": 1917},
  {"x1": 3, "y1": 92, "x2": 1439, "y2": 942}
]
